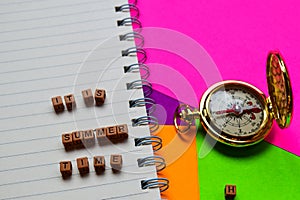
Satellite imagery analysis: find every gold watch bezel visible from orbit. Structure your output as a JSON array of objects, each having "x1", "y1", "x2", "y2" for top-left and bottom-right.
[{"x1": 199, "y1": 80, "x2": 273, "y2": 147}]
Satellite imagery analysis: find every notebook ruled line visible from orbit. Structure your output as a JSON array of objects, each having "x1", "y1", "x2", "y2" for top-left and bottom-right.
[
  {"x1": 0, "y1": 177, "x2": 146, "y2": 200},
  {"x1": 0, "y1": 8, "x2": 111, "y2": 25},
  {"x1": 0, "y1": 112, "x2": 131, "y2": 133},
  {"x1": 0, "y1": 149, "x2": 143, "y2": 173},
  {"x1": 0, "y1": 0, "x2": 108, "y2": 16},
  {"x1": 0, "y1": 27, "x2": 115, "y2": 44},
  {"x1": 0, "y1": 17, "x2": 116, "y2": 35}
]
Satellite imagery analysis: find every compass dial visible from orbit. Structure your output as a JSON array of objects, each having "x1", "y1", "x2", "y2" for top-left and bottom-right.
[{"x1": 207, "y1": 86, "x2": 265, "y2": 137}]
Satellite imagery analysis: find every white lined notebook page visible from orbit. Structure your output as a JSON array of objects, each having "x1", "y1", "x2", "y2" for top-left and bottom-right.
[{"x1": 0, "y1": 0, "x2": 161, "y2": 199}]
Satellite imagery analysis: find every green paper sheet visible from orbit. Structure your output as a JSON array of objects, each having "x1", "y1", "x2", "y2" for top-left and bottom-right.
[{"x1": 196, "y1": 126, "x2": 300, "y2": 200}]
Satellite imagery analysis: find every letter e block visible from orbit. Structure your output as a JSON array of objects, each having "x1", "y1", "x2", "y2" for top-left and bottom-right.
[
  {"x1": 110, "y1": 154, "x2": 122, "y2": 173},
  {"x1": 106, "y1": 126, "x2": 117, "y2": 143}
]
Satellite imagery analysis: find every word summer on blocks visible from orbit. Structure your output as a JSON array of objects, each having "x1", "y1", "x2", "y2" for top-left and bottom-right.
[{"x1": 62, "y1": 124, "x2": 129, "y2": 151}]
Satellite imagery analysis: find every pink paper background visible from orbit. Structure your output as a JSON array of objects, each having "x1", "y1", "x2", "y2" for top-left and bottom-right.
[{"x1": 136, "y1": 0, "x2": 300, "y2": 156}]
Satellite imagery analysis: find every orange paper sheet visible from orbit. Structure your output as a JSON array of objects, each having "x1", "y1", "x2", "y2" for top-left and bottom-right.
[{"x1": 155, "y1": 125, "x2": 199, "y2": 200}]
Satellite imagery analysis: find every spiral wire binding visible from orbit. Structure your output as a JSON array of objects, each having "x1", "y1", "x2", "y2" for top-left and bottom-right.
[
  {"x1": 134, "y1": 136, "x2": 162, "y2": 152},
  {"x1": 137, "y1": 156, "x2": 166, "y2": 172},
  {"x1": 116, "y1": 0, "x2": 168, "y2": 193},
  {"x1": 141, "y1": 178, "x2": 169, "y2": 192},
  {"x1": 129, "y1": 97, "x2": 155, "y2": 114},
  {"x1": 119, "y1": 32, "x2": 144, "y2": 48}
]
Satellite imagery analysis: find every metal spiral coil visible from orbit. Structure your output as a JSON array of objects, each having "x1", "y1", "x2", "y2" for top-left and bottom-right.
[
  {"x1": 116, "y1": 1, "x2": 169, "y2": 193},
  {"x1": 129, "y1": 97, "x2": 156, "y2": 114},
  {"x1": 137, "y1": 156, "x2": 166, "y2": 172},
  {"x1": 134, "y1": 136, "x2": 162, "y2": 152},
  {"x1": 131, "y1": 115, "x2": 159, "y2": 133},
  {"x1": 115, "y1": 4, "x2": 139, "y2": 18},
  {"x1": 119, "y1": 32, "x2": 144, "y2": 48},
  {"x1": 117, "y1": 17, "x2": 142, "y2": 29},
  {"x1": 141, "y1": 178, "x2": 169, "y2": 192}
]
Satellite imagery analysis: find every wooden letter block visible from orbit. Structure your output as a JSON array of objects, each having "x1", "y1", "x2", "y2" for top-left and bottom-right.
[
  {"x1": 116, "y1": 124, "x2": 128, "y2": 141},
  {"x1": 72, "y1": 131, "x2": 84, "y2": 149},
  {"x1": 82, "y1": 89, "x2": 94, "y2": 106},
  {"x1": 60, "y1": 161, "x2": 72, "y2": 179},
  {"x1": 62, "y1": 133, "x2": 73, "y2": 151},
  {"x1": 64, "y1": 94, "x2": 76, "y2": 111},
  {"x1": 82, "y1": 129, "x2": 95, "y2": 147},
  {"x1": 76, "y1": 157, "x2": 89, "y2": 175},
  {"x1": 51, "y1": 96, "x2": 64, "y2": 113},
  {"x1": 110, "y1": 154, "x2": 122, "y2": 173},
  {"x1": 94, "y1": 89, "x2": 106, "y2": 106},
  {"x1": 225, "y1": 185, "x2": 236, "y2": 199},
  {"x1": 94, "y1": 156, "x2": 105, "y2": 174},
  {"x1": 95, "y1": 128, "x2": 108, "y2": 145},
  {"x1": 106, "y1": 126, "x2": 118, "y2": 143}
]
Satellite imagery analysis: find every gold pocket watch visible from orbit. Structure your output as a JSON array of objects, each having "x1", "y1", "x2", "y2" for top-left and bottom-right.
[{"x1": 174, "y1": 51, "x2": 293, "y2": 147}]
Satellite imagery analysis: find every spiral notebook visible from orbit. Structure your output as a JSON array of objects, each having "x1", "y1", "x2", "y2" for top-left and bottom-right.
[{"x1": 0, "y1": 0, "x2": 167, "y2": 199}]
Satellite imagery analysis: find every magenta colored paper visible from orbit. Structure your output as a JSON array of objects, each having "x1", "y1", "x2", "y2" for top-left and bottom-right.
[{"x1": 137, "y1": 0, "x2": 300, "y2": 156}]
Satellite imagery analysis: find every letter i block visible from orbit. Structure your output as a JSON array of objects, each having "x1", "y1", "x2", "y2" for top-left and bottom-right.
[
  {"x1": 62, "y1": 133, "x2": 73, "y2": 151},
  {"x1": 77, "y1": 157, "x2": 89, "y2": 176},
  {"x1": 225, "y1": 185, "x2": 236, "y2": 199},
  {"x1": 51, "y1": 96, "x2": 65, "y2": 113},
  {"x1": 83, "y1": 129, "x2": 95, "y2": 147},
  {"x1": 110, "y1": 154, "x2": 122, "y2": 173},
  {"x1": 94, "y1": 89, "x2": 106, "y2": 106},
  {"x1": 60, "y1": 161, "x2": 72, "y2": 179},
  {"x1": 94, "y1": 156, "x2": 105, "y2": 174},
  {"x1": 82, "y1": 89, "x2": 94, "y2": 106}
]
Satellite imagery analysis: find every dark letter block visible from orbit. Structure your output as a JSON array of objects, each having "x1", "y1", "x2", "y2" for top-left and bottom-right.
[
  {"x1": 60, "y1": 161, "x2": 72, "y2": 179},
  {"x1": 51, "y1": 96, "x2": 65, "y2": 113},
  {"x1": 94, "y1": 156, "x2": 105, "y2": 174},
  {"x1": 225, "y1": 184, "x2": 236, "y2": 199},
  {"x1": 94, "y1": 89, "x2": 106, "y2": 106},
  {"x1": 62, "y1": 133, "x2": 73, "y2": 151},
  {"x1": 76, "y1": 157, "x2": 89, "y2": 175}
]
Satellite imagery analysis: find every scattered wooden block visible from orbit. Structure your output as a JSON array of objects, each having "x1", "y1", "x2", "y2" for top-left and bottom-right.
[
  {"x1": 60, "y1": 161, "x2": 72, "y2": 179},
  {"x1": 116, "y1": 124, "x2": 128, "y2": 141},
  {"x1": 72, "y1": 131, "x2": 84, "y2": 149},
  {"x1": 106, "y1": 126, "x2": 118, "y2": 143},
  {"x1": 110, "y1": 154, "x2": 122, "y2": 173},
  {"x1": 62, "y1": 133, "x2": 73, "y2": 151},
  {"x1": 94, "y1": 156, "x2": 105, "y2": 174},
  {"x1": 95, "y1": 127, "x2": 108, "y2": 145},
  {"x1": 82, "y1": 129, "x2": 95, "y2": 147},
  {"x1": 94, "y1": 89, "x2": 106, "y2": 106},
  {"x1": 76, "y1": 157, "x2": 89, "y2": 175},
  {"x1": 51, "y1": 96, "x2": 65, "y2": 113},
  {"x1": 64, "y1": 94, "x2": 76, "y2": 111},
  {"x1": 225, "y1": 184, "x2": 236, "y2": 199},
  {"x1": 82, "y1": 89, "x2": 94, "y2": 106}
]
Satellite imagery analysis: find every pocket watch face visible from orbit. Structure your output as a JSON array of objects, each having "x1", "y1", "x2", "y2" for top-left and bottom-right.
[
  {"x1": 200, "y1": 81, "x2": 272, "y2": 146},
  {"x1": 208, "y1": 87, "x2": 264, "y2": 137}
]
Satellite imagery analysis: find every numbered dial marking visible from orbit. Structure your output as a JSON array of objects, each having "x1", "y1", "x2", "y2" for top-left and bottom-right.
[{"x1": 208, "y1": 88, "x2": 264, "y2": 137}]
